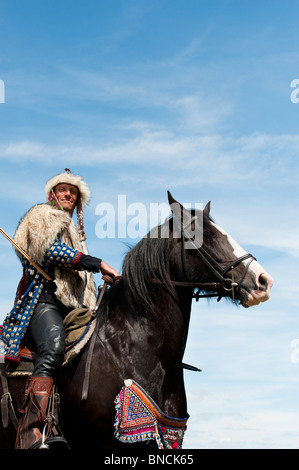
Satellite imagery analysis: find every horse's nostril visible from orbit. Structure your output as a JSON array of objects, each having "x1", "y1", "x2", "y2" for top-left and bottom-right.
[{"x1": 258, "y1": 274, "x2": 268, "y2": 290}]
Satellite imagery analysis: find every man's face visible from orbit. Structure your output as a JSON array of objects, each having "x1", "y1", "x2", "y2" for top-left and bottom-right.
[{"x1": 54, "y1": 183, "x2": 79, "y2": 213}]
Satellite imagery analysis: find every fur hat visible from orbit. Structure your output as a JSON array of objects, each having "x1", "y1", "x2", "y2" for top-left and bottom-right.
[
  {"x1": 45, "y1": 168, "x2": 91, "y2": 205},
  {"x1": 45, "y1": 168, "x2": 90, "y2": 241}
]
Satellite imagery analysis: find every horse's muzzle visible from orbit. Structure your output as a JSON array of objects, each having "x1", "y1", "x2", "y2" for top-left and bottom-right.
[{"x1": 244, "y1": 271, "x2": 274, "y2": 307}]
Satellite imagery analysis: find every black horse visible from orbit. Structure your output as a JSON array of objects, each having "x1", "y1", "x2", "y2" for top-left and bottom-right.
[{"x1": 0, "y1": 193, "x2": 273, "y2": 449}]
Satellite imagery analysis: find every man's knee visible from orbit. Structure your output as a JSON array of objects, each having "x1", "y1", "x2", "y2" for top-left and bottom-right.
[{"x1": 30, "y1": 303, "x2": 65, "y2": 377}]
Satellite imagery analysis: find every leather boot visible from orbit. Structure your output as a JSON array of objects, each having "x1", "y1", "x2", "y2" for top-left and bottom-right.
[{"x1": 15, "y1": 376, "x2": 53, "y2": 449}]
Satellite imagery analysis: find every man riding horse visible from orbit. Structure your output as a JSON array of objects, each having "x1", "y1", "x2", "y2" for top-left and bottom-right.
[{"x1": 0, "y1": 169, "x2": 119, "y2": 449}]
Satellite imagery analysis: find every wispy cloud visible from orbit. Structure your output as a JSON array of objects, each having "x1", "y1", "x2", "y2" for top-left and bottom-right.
[
  {"x1": 0, "y1": 129, "x2": 297, "y2": 260},
  {"x1": 0, "y1": 131, "x2": 298, "y2": 183},
  {"x1": 184, "y1": 402, "x2": 299, "y2": 449}
]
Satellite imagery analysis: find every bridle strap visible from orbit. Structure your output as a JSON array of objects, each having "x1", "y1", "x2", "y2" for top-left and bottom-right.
[
  {"x1": 176, "y1": 216, "x2": 256, "y2": 301},
  {"x1": 221, "y1": 253, "x2": 255, "y2": 276},
  {"x1": 151, "y1": 279, "x2": 222, "y2": 288}
]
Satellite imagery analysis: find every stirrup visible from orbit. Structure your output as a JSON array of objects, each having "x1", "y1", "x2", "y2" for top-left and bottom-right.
[
  {"x1": 28, "y1": 409, "x2": 70, "y2": 449},
  {"x1": 43, "y1": 436, "x2": 70, "y2": 449},
  {"x1": 29, "y1": 436, "x2": 70, "y2": 450},
  {"x1": 38, "y1": 421, "x2": 70, "y2": 449}
]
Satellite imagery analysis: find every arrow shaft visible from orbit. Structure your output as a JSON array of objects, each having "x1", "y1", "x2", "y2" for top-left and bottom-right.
[{"x1": 0, "y1": 227, "x2": 52, "y2": 281}]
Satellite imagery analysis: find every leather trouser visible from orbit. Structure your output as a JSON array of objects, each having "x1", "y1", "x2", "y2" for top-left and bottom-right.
[{"x1": 28, "y1": 303, "x2": 65, "y2": 378}]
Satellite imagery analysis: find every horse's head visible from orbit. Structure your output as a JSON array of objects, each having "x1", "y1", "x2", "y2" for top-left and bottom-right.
[{"x1": 168, "y1": 192, "x2": 273, "y2": 308}]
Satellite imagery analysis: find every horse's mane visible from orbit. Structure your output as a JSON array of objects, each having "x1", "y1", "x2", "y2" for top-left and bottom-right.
[
  {"x1": 106, "y1": 209, "x2": 213, "y2": 315},
  {"x1": 122, "y1": 219, "x2": 175, "y2": 314},
  {"x1": 106, "y1": 218, "x2": 175, "y2": 315}
]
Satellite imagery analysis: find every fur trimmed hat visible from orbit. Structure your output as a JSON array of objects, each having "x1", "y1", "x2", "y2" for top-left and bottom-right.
[
  {"x1": 45, "y1": 168, "x2": 91, "y2": 206},
  {"x1": 45, "y1": 169, "x2": 90, "y2": 241}
]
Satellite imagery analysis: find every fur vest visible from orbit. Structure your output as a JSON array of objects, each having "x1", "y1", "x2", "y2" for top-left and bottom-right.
[{"x1": 14, "y1": 203, "x2": 97, "y2": 311}]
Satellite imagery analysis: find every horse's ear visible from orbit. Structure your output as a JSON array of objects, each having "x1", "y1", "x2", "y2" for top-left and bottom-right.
[
  {"x1": 167, "y1": 190, "x2": 192, "y2": 233},
  {"x1": 167, "y1": 191, "x2": 184, "y2": 216},
  {"x1": 167, "y1": 191, "x2": 179, "y2": 207},
  {"x1": 204, "y1": 201, "x2": 211, "y2": 217}
]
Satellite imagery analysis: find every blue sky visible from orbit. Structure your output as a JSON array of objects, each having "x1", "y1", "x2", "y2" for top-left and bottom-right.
[{"x1": 0, "y1": 0, "x2": 299, "y2": 449}]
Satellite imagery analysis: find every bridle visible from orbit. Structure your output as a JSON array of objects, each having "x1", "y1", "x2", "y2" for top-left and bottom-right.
[{"x1": 167, "y1": 215, "x2": 256, "y2": 303}]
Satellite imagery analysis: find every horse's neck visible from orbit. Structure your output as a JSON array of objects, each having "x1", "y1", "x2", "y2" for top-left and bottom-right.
[{"x1": 99, "y1": 288, "x2": 192, "y2": 417}]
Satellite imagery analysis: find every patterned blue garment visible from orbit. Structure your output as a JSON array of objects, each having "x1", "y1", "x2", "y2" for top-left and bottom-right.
[{"x1": 0, "y1": 239, "x2": 81, "y2": 361}]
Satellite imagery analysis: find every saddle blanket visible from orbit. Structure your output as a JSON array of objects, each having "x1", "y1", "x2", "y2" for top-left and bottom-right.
[{"x1": 114, "y1": 379, "x2": 188, "y2": 449}]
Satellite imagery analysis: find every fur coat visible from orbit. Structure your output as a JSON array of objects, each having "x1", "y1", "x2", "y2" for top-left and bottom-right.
[{"x1": 1, "y1": 203, "x2": 97, "y2": 360}]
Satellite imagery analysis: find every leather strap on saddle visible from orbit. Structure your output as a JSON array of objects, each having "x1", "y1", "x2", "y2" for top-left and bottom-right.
[
  {"x1": 0, "y1": 362, "x2": 18, "y2": 430},
  {"x1": 0, "y1": 362, "x2": 9, "y2": 428},
  {"x1": 81, "y1": 282, "x2": 108, "y2": 402}
]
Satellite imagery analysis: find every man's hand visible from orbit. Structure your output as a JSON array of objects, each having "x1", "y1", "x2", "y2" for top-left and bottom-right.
[{"x1": 100, "y1": 261, "x2": 120, "y2": 285}]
